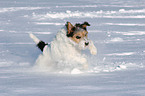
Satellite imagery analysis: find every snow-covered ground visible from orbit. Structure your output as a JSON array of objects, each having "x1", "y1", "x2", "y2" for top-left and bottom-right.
[{"x1": 0, "y1": 0, "x2": 145, "y2": 95}]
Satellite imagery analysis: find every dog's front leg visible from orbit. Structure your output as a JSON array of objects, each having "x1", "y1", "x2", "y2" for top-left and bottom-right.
[
  {"x1": 83, "y1": 63, "x2": 89, "y2": 70},
  {"x1": 89, "y1": 40, "x2": 97, "y2": 55},
  {"x1": 79, "y1": 57, "x2": 88, "y2": 70},
  {"x1": 70, "y1": 55, "x2": 88, "y2": 70}
]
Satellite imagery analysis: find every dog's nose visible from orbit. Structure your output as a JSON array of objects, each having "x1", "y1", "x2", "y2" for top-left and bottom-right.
[{"x1": 85, "y1": 42, "x2": 89, "y2": 46}]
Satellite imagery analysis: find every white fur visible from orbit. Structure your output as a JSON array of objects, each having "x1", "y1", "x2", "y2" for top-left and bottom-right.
[
  {"x1": 29, "y1": 33, "x2": 40, "y2": 44},
  {"x1": 30, "y1": 27, "x2": 97, "y2": 73}
]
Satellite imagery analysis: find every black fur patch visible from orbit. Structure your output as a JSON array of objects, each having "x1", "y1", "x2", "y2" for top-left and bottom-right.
[
  {"x1": 75, "y1": 22, "x2": 90, "y2": 30},
  {"x1": 66, "y1": 32, "x2": 74, "y2": 37},
  {"x1": 66, "y1": 27, "x2": 76, "y2": 37},
  {"x1": 83, "y1": 22, "x2": 90, "y2": 26},
  {"x1": 37, "y1": 41, "x2": 48, "y2": 52}
]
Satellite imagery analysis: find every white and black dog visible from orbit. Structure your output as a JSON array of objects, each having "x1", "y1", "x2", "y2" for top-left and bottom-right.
[{"x1": 30, "y1": 22, "x2": 97, "y2": 73}]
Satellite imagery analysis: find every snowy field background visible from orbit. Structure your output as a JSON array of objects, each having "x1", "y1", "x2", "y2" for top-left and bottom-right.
[{"x1": 0, "y1": 0, "x2": 145, "y2": 95}]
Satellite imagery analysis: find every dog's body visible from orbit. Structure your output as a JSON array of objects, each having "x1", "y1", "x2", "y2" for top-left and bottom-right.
[{"x1": 30, "y1": 22, "x2": 97, "y2": 73}]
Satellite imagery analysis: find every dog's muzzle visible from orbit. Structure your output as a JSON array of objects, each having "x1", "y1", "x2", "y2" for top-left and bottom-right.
[
  {"x1": 84, "y1": 37, "x2": 90, "y2": 46},
  {"x1": 78, "y1": 37, "x2": 90, "y2": 50}
]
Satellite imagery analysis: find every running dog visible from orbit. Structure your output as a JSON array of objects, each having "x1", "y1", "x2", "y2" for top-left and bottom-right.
[{"x1": 29, "y1": 22, "x2": 97, "y2": 73}]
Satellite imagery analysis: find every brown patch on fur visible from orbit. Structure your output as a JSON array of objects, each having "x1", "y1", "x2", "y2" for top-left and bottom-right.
[
  {"x1": 66, "y1": 22, "x2": 74, "y2": 37},
  {"x1": 70, "y1": 30, "x2": 88, "y2": 44}
]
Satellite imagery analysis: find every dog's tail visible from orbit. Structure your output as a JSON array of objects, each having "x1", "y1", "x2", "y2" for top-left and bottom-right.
[{"x1": 29, "y1": 33, "x2": 48, "y2": 52}]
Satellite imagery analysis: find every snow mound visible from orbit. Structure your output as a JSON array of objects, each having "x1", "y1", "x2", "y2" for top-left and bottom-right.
[
  {"x1": 29, "y1": 9, "x2": 145, "y2": 20},
  {"x1": 110, "y1": 37, "x2": 124, "y2": 42},
  {"x1": 107, "y1": 52, "x2": 136, "y2": 56}
]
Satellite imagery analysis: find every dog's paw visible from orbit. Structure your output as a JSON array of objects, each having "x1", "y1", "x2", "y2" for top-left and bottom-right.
[
  {"x1": 90, "y1": 47, "x2": 97, "y2": 55},
  {"x1": 89, "y1": 41, "x2": 97, "y2": 55}
]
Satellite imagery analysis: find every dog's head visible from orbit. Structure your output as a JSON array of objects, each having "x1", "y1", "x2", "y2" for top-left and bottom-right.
[{"x1": 66, "y1": 22, "x2": 91, "y2": 50}]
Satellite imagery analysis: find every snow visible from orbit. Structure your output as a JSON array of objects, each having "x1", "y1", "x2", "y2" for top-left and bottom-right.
[
  {"x1": 106, "y1": 52, "x2": 136, "y2": 56},
  {"x1": 0, "y1": 0, "x2": 145, "y2": 95},
  {"x1": 30, "y1": 8, "x2": 145, "y2": 20}
]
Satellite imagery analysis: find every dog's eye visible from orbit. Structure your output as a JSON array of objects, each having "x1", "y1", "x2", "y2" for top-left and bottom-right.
[{"x1": 76, "y1": 36, "x2": 81, "y2": 39}]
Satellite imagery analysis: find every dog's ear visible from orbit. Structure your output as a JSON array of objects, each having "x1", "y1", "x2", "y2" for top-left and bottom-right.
[
  {"x1": 66, "y1": 22, "x2": 74, "y2": 37},
  {"x1": 81, "y1": 22, "x2": 90, "y2": 30}
]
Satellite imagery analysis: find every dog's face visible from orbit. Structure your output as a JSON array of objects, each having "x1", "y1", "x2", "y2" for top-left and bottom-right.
[{"x1": 66, "y1": 22, "x2": 91, "y2": 50}]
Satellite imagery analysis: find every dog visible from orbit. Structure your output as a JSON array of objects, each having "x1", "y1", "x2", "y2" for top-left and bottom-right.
[{"x1": 29, "y1": 22, "x2": 97, "y2": 73}]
